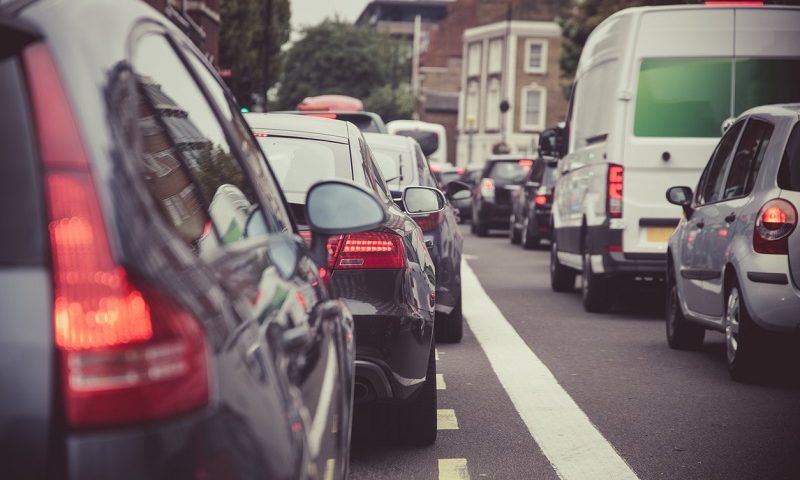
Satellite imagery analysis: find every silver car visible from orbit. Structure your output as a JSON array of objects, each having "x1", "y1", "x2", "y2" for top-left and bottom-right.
[{"x1": 665, "y1": 104, "x2": 800, "y2": 382}]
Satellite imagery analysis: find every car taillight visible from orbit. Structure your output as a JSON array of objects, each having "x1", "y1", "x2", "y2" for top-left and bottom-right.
[
  {"x1": 534, "y1": 195, "x2": 548, "y2": 206},
  {"x1": 480, "y1": 178, "x2": 495, "y2": 197},
  {"x1": 607, "y1": 164, "x2": 623, "y2": 218},
  {"x1": 24, "y1": 43, "x2": 208, "y2": 428},
  {"x1": 329, "y1": 231, "x2": 405, "y2": 269},
  {"x1": 753, "y1": 199, "x2": 797, "y2": 254},
  {"x1": 413, "y1": 211, "x2": 443, "y2": 233}
]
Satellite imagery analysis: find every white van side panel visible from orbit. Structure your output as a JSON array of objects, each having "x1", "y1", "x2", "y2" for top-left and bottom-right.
[{"x1": 735, "y1": 9, "x2": 800, "y2": 57}]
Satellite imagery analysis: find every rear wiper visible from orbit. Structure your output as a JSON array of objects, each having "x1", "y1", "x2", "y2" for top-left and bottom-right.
[{"x1": 385, "y1": 156, "x2": 404, "y2": 185}]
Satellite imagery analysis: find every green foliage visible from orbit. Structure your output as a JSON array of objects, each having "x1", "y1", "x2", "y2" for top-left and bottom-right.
[
  {"x1": 219, "y1": 0, "x2": 291, "y2": 105},
  {"x1": 364, "y1": 85, "x2": 415, "y2": 123},
  {"x1": 276, "y1": 20, "x2": 411, "y2": 112}
]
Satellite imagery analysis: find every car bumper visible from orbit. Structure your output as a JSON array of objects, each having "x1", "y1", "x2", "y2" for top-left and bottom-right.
[{"x1": 736, "y1": 253, "x2": 800, "y2": 333}]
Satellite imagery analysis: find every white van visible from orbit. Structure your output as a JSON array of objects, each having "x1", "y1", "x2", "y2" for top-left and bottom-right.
[
  {"x1": 548, "y1": 4, "x2": 800, "y2": 312},
  {"x1": 388, "y1": 120, "x2": 448, "y2": 165}
]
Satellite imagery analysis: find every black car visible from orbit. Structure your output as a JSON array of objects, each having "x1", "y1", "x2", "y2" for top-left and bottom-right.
[
  {"x1": 365, "y1": 132, "x2": 470, "y2": 342},
  {"x1": 471, "y1": 156, "x2": 533, "y2": 236},
  {"x1": 0, "y1": 2, "x2": 386, "y2": 478},
  {"x1": 246, "y1": 113, "x2": 442, "y2": 445},
  {"x1": 453, "y1": 165, "x2": 483, "y2": 222},
  {"x1": 509, "y1": 157, "x2": 559, "y2": 249},
  {"x1": 273, "y1": 110, "x2": 388, "y2": 133}
]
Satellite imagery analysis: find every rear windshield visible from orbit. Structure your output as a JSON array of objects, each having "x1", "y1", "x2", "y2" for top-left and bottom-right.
[
  {"x1": 778, "y1": 122, "x2": 800, "y2": 192},
  {"x1": 256, "y1": 135, "x2": 353, "y2": 196},
  {"x1": 370, "y1": 145, "x2": 416, "y2": 189},
  {"x1": 487, "y1": 160, "x2": 530, "y2": 182},
  {"x1": 395, "y1": 129, "x2": 439, "y2": 155},
  {"x1": 634, "y1": 58, "x2": 800, "y2": 138},
  {"x1": 333, "y1": 114, "x2": 380, "y2": 133},
  {"x1": 0, "y1": 55, "x2": 45, "y2": 265}
]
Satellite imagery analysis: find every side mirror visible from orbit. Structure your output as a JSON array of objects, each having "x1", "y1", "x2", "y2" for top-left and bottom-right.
[
  {"x1": 402, "y1": 186, "x2": 445, "y2": 214},
  {"x1": 305, "y1": 180, "x2": 387, "y2": 265},
  {"x1": 666, "y1": 186, "x2": 694, "y2": 217},
  {"x1": 538, "y1": 126, "x2": 565, "y2": 159},
  {"x1": 445, "y1": 180, "x2": 470, "y2": 199}
]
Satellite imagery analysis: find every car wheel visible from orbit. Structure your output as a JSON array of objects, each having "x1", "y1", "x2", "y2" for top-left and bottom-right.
[
  {"x1": 581, "y1": 250, "x2": 613, "y2": 313},
  {"x1": 665, "y1": 267, "x2": 705, "y2": 350},
  {"x1": 395, "y1": 342, "x2": 437, "y2": 446},
  {"x1": 550, "y1": 240, "x2": 576, "y2": 292},
  {"x1": 436, "y1": 293, "x2": 463, "y2": 343},
  {"x1": 521, "y1": 216, "x2": 539, "y2": 250},
  {"x1": 509, "y1": 214, "x2": 521, "y2": 244},
  {"x1": 725, "y1": 281, "x2": 768, "y2": 382}
]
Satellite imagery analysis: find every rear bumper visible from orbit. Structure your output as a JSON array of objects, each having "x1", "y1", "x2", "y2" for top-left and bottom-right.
[
  {"x1": 577, "y1": 224, "x2": 667, "y2": 277},
  {"x1": 736, "y1": 254, "x2": 800, "y2": 333}
]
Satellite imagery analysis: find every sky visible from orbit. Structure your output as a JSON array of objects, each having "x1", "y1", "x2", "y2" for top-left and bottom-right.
[{"x1": 290, "y1": 0, "x2": 371, "y2": 37}]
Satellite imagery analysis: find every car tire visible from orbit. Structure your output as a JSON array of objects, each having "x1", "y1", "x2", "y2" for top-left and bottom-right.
[
  {"x1": 665, "y1": 267, "x2": 705, "y2": 350},
  {"x1": 521, "y1": 216, "x2": 539, "y2": 250},
  {"x1": 581, "y1": 251, "x2": 614, "y2": 313},
  {"x1": 550, "y1": 240, "x2": 576, "y2": 292},
  {"x1": 395, "y1": 342, "x2": 437, "y2": 446},
  {"x1": 725, "y1": 280, "x2": 768, "y2": 383},
  {"x1": 436, "y1": 293, "x2": 463, "y2": 343},
  {"x1": 509, "y1": 214, "x2": 521, "y2": 244}
]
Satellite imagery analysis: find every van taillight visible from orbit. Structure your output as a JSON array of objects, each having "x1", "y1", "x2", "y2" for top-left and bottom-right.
[
  {"x1": 607, "y1": 164, "x2": 623, "y2": 218},
  {"x1": 534, "y1": 195, "x2": 548, "y2": 206},
  {"x1": 329, "y1": 231, "x2": 405, "y2": 269},
  {"x1": 753, "y1": 199, "x2": 797, "y2": 254},
  {"x1": 24, "y1": 43, "x2": 208, "y2": 427}
]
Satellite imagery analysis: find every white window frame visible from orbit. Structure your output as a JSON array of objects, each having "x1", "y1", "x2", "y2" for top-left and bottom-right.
[
  {"x1": 520, "y1": 84, "x2": 546, "y2": 132},
  {"x1": 523, "y1": 39, "x2": 547, "y2": 74}
]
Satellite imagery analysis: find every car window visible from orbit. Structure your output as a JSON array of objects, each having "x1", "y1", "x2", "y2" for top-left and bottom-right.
[
  {"x1": 357, "y1": 136, "x2": 392, "y2": 202},
  {"x1": 395, "y1": 129, "x2": 439, "y2": 157},
  {"x1": 724, "y1": 119, "x2": 774, "y2": 200},
  {"x1": 488, "y1": 161, "x2": 530, "y2": 182},
  {"x1": 415, "y1": 144, "x2": 438, "y2": 188},
  {"x1": 697, "y1": 120, "x2": 743, "y2": 205},
  {"x1": 370, "y1": 144, "x2": 415, "y2": 189},
  {"x1": 132, "y1": 33, "x2": 272, "y2": 252},
  {"x1": 778, "y1": 122, "x2": 800, "y2": 192},
  {"x1": 529, "y1": 160, "x2": 545, "y2": 183}
]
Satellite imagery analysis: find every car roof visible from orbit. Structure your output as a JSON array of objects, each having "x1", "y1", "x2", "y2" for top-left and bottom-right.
[
  {"x1": 245, "y1": 113, "x2": 351, "y2": 141},
  {"x1": 486, "y1": 154, "x2": 535, "y2": 162},
  {"x1": 740, "y1": 103, "x2": 800, "y2": 120},
  {"x1": 363, "y1": 132, "x2": 415, "y2": 151}
]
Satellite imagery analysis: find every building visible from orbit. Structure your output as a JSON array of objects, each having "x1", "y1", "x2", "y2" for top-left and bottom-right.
[
  {"x1": 355, "y1": 0, "x2": 454, "y2": 52},
  {"x1": 142, "y1": 0, "x2": 220, "y2": 65}
]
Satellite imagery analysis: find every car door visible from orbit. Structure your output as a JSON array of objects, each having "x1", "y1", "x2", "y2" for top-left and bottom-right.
[
  {"x1": 680, "y1": 120, "x2": 744, "y2": 316},
  {"x1": 130, "y1": 30, "x2": 347, "y2": 478},
  {"x1": 702, "y1": 118, "x2": 775, "y2": 317}
]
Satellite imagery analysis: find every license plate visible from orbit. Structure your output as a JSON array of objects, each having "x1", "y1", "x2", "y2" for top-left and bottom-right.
[{"x1": 646, "y1": 227, "x2": 675, "y2": 242}]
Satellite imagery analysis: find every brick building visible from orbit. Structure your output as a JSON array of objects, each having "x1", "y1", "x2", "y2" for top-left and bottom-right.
[{"x1": 142, "y1": 0, "x2": 220, "y2": 65}]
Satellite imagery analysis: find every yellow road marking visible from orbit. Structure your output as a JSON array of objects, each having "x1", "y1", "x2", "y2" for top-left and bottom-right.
[
  {"x1": 438, "y1": 458, "x2": 470, "y2": 480},
  {"x1": 436, "y1": 373, "x2": 446, "y2": 390},
  {"x1": 437, "y1": 409, "x2": 459, "y2": 430},
  {"x1": 435, "y1": 348, "x2": 440, "y2": 361}
]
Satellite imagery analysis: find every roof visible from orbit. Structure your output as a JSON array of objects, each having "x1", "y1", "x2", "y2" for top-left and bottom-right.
[
  {"x1": 741, "y1": 103, "x2": 800, "y2": 119},
  {"x1": 363, "y1": 132, "x2": 416, "y2": 152},
  {"x1": 244, "y1": 113, "x2": 350, "y2": 140}
]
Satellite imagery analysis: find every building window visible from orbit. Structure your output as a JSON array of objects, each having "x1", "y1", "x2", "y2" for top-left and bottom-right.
[
  {"x1": 488, "y1": 38, "x2": 503, "y2": 74},
  {"x1": 520, "y1": 85, "x2": 546, "y2": 131},
  {"x1": 465, "y1": 80, "x2": 480, "y2": 131},
  {"x1": 467, "y1": 42, "x2": 482, "y2": 77},
  {"x1": 485, "y1": 77, "x2": 501, "y2": 131},
  {"x1": 524, "y1": 39, "x2": 547, "y2": 74}
]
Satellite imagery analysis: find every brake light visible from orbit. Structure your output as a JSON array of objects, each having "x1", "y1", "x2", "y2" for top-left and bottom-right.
[
  {"x1": 753, "y1": 199, "x2": 797, "y2": 254},
  {"x1": 705, "y1": 1, "x2": 763, "y2": 6},
  {"x1": 330, "y1": 231, "x2": 405, "y2": 269},
  {"x1": 25, "y1": 43, "x2": 208, "y2": 428},
  {"x1": 607, "y1": 164, "x2": 623, "y2": 218},
  {"x1": 480, "y1": 178, "x2": 495, "y2": 197},
  {"x1": 534, "y1": 195, "x2": 548, "y2": 206},
  {"x1": 253, "y1": 132, "x2": 269, "y2": 137},
  {"x1": 413, "y1": 211, "x2": 443, "y2": 233},
  {"x1": 519, "y1": 159, "x2": 534, "y2": 167}
]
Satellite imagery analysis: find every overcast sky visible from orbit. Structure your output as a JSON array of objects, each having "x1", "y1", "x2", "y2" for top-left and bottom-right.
[{"x1": 290, "y1": 0, "x2": 370, "y2": 37}]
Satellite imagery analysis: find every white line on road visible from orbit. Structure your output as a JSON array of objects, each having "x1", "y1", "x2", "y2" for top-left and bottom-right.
[
  {"x1": 437, "y1": 409, "x2": 459, "y2": 430},
  {"x1": 436, "y1": 373, "x2": 446, "y2": 390},
  {"x1": 461, "y1": 260, "x2": 638, "y2": 480},
  {"x1": 435, "y1": 348, "x2": 440, "y2": 361},
  {"x1": 438, "y1": 458, "x2": 470, "y2": 480}
]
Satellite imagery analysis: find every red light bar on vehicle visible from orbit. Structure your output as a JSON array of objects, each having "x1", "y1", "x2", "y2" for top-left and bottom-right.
[
  {"x1": 705, "y1": 1, "x2": 763, "y2": 5},
  {"x1": 519, "y1": 159, "x2": 534, "y2": 167},
  {"x1": 305, "y1": 113, "x2": 338, "y2": 119},
  {"x1": 253, "y1": 132, "x2": 269, "y2": 137}
]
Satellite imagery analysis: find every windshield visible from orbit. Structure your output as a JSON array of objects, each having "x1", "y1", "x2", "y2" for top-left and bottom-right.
[{"x1": 370, "y1": 146, "x2": 416, "y2": 189}]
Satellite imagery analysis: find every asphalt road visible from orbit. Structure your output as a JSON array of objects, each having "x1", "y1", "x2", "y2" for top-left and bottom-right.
[{"x1": 349, "y1": 225, "x2": 800, "y2": 480}]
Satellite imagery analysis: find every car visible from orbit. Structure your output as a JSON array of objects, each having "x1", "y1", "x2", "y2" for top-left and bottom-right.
[
  {"x1": 0, "y1": 1, "x2": 383, "y2": 478},
  {"x1": 665, "y1": 104, "x2": 800, "y2": 382},
  {"x1": 387, "y1": 119, "x2": 448, "y2": 165},
  {"x1": 364, "y1": 132, "x2": 471, "y2": 342},
  {"x1": 470, "y1": 156, "x2": 533, "y2": 236},
  {"x1": 273, "y1": 110, "x2": 388, "y2": 133},
  {"x1": 547, "y1": 4, "x2": 800, "y2": 313},
  {"x1": 453, "y1": 165, "x2": 483, "y2": 222},
  {"x1": 245, "y1": 113, "x2": 442, "y2": 445},
  {"x1": 509, "y1": 156, "x2": 559, "y2": 249}
]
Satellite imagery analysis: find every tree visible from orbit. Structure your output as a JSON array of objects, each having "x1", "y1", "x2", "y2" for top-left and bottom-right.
[
  {"x1": 276, "y1": 20, "x2": 411, "y2": 117},
  {"x1": 364, "y1": 85, "x2": 415, "y2": 123},
  {"x1": 219, "y1": 0, "x2": 291, "y2": 107}
]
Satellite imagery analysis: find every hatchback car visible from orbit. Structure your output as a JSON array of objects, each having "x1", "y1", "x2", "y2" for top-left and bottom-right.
[
  {"x1": 471, "y1": 156, "x2": 533, "y2": 236},
  {"x1": 273, "y1": 110, "x2": 388, "y2": 133},
  {"x1": 245, "y1": 113, "x2": 442, "y2": 445},
  {"x1": 0, "y1": 1, "x2": 382, "y2": 478},
  {"x1": 509, "y1": 157, "x2": 559, "y2": 249},
  {"x1": 666, "y1": 104, "x2": 800, "y2": 381},
  {"x1": 365, "y1": 132, "x2": 470, "y2": 342}
]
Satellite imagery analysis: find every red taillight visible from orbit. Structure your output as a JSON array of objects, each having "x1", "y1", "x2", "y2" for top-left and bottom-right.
[
  {"x1": 534, "y1": 195, "x2": 548, "y2": 206},
  {"x1": 480, "y1": 178, "x2": 495, "y2": 197},
  {"x1": 753, "y1": 199, "x2": 797, "y2": 254},
  {"x1": 253, "y1": 132, "x2": 269, "y2": 137},
  {"x1": 607, "y1": 164, "x2": 623, "y2": 218},
  {"x1": 607, "y1": 244, "x2": 622, "y2": 252},
  {"x1": 330, "y1": 231, "x2": 405, "y2": 269},
  {"x1": 25, "y1": 43, "x2": 208, "y2": 428},
  {"x1": 413, "y1": 211, "x2": 443, "y2": 233}
]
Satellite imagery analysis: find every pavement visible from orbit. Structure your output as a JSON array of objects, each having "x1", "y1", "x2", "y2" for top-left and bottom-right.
[{"x1": 349, "y1": 226, "x2": 800, "y2": 480}]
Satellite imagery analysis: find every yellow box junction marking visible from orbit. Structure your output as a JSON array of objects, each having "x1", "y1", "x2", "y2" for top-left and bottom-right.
[
  {"x1": 436, "y1": 373, "x2": 446, "y2": 390},
  {"x1": 438, "y1": 458, "x2": 470, "y2": 480},
  {"x1": 437, "y1": 409, "x2": 459, "y2": 430}
]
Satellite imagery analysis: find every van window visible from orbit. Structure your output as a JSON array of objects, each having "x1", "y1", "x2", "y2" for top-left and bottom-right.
[
  {"x1": 778, "y1": 123, "x2": 800, "y2": 192},
  {"x1": 573, "y1": 60, "x2": 618, "y2": 147},
  {"x1": 724, "y1": 119, "x2": 773, "y2": 200},
  {"x1": 734, "y1": 59, "x2": 800, "y2": 115},
  {"x1": 634, "y1": 58, "x2": 732, "y2": 138}
]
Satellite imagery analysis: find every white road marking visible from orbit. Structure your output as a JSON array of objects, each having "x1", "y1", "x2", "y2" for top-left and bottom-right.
[
  {"x1": 436, "y1": 373, "x2": 446, "y2": 390},
  {"x1": 435, "y1": 348, "x2": 440, "y2": 361},
  {"x1": 437, "y1": 409, "x2": 459, "y2": 430},
  {"x1": 438, "y1": 458, "x2": 470, "y2": 480},
  {"x1": 462, "y1": 253, "x2": 478, "y2": 260},
  {"x1": 461, "y1": 260, "x2": 639, "y2": 480}
]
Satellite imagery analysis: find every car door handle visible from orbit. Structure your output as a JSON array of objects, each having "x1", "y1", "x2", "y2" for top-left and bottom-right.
[{"x1": 725, "y1": 213, "x2": 736, "y2": 223}]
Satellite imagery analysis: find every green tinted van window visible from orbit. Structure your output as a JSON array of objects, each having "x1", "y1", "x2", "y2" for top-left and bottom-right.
[
  {"x1": 634, "y1": 58, "x2": 732, "y2": 138},
  {"x1": 734, "y1": 59, "x2": 800, "y2": 115}
]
